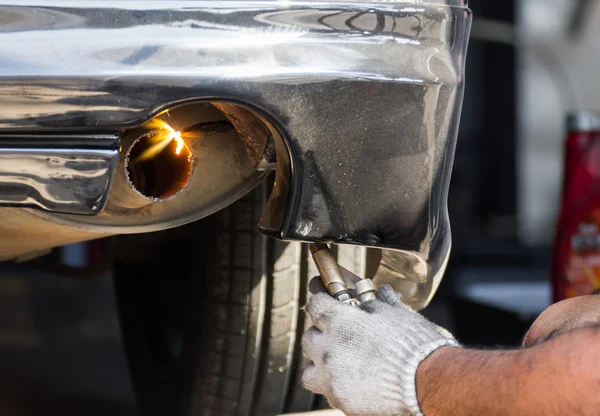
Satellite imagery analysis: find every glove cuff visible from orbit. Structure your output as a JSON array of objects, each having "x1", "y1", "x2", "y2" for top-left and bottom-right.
[{"x1": 399, "y1": 338, "x2": 461, "y2": 416}]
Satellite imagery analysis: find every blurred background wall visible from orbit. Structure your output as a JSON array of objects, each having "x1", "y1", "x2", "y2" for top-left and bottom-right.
[
  {"x1": 518, "y1": 0, "x2": 596, "y2": 246},
  {"x1": 435, "y1": 0, "x2": 600, "y2": 346}
]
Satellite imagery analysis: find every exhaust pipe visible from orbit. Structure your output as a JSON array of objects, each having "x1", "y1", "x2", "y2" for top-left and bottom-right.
[
  {"x1": 0, "y1": 134, "x2": 119, "y2": 215},
  {"x1": 100, "y1": 101, "x2": 280, "y2": 223},
  {"x1": 0, "y1": 101, "x2": 284, "y2": 259},
  {"x1": 125, "y1": 131, "x2": 193, "y2": 202}
]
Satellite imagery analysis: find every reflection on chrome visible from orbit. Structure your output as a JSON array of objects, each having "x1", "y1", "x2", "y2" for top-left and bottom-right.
[
  {"x1": 0, "y1": 135, "x2": 118, "y2": 215},
  {"x1": 0, "y1": 0, "x2": 471, "y2": 308}
]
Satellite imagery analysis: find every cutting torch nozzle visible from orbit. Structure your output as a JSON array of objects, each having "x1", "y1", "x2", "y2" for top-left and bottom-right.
[{"x1": 309, "y1": 243, "x2": 376, "y2": 305}]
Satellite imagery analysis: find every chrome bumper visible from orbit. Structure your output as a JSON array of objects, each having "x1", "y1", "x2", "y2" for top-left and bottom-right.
[
  {"x1": 0, "y1": 135, "x2": 118, "y2": 214},
  {"x1": 0, "y1": 1, "x2": 471, "y2": 308}
]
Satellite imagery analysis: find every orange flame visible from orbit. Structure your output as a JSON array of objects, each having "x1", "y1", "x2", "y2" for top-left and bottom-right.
[{"x1": 132, "y1": 118, "x2": 188, "y2": 163}]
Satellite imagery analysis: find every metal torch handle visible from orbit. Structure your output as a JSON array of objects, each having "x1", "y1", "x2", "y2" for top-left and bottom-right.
[{"x1": 308, "y1": 243, "x2": 376, "y2": 305}]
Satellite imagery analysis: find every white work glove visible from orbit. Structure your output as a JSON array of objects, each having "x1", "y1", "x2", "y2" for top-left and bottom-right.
[{"x1": 302, "y1": 278, "x2": 460, "y2": 416}]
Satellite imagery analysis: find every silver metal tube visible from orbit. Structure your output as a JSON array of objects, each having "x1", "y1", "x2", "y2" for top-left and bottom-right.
[
  {"x1": 309, "y1": 243, "x2": 354, "y2": 303},
  {"x1": 355, "y1": 279, "x2": 377, "y2": 303}
]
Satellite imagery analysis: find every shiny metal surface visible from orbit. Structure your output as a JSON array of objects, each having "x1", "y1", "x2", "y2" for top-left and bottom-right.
[
  {"x1": 567, "y1": 111, "x2": 600, "y2": 132},
  {"x1": 46, "y1": 102, "x2": 270, "y2": 232},
  {"x1": 354, "y1": 278, "x2": 377, "y2": 303},
  {"x1": 310, "y1": 243, "x2": 353, "y2": 303},
  {"x1": 310, "y1": 243, "x2": 377, "y2": 305},
  {"x1": 0, "y1": 135, "x2": 118, "y2": 214},
  {"x1": 0, "y1": 0, "x2": 471, "y2": 308}
]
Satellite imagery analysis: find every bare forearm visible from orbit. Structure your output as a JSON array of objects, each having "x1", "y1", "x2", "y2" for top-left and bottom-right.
[
  {"x1": 417, "y1": 347, "x2": 525, "y2": 416},
  {"x1": 417, "y1": 327, "x2": 600, "y2": 416}
]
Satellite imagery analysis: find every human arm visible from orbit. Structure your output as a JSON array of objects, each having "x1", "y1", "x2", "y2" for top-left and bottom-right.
[
  {"x1": 418, "y1": 326, "x2": 600, "y2": 416},
  {"x1": 302, "y1": 280, "x2": 600, "y2": 416},
  {"x1": 522, "y1": 290, "x2": 600, "y2": 347}
]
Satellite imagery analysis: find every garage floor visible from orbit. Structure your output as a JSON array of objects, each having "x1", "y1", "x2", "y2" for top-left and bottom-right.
[
  {"x1": 0, "y1": 264, "x2": 344, "y2": 416},
  {"x1": 0, "y1": 264, "x2": 139, "y2": 415}
]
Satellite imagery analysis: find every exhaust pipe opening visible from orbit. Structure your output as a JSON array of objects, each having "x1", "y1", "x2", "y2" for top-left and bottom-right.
[
  {"x1": 120, "y1": 101, "x2": 279, "y2": 205},
  {"x1": 42, "y1": 100, "x2": 288, "y2": 236},
  {"x1": 125, "y1": 131, "x2": 193, "y2": 202}
]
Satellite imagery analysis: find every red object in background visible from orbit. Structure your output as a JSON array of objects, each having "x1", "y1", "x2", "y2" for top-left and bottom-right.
[{"x1": 553, "y1": 112, "x2": 600, "y2": 302}]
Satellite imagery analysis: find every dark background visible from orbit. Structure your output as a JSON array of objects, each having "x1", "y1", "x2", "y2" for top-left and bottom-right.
[{"x1": 423, "y1": 0, "x2": 550, "y2": 347}]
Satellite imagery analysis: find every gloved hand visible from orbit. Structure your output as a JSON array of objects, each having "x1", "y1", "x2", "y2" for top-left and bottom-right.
[{"x1": 302, "y1": 278, "x2": 460, "y2": 416}]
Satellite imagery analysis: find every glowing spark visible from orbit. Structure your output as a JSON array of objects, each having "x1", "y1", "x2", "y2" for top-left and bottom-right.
[
  {"x1": 174, "y1": 131, "x2": 184, "y2": 155},
  {"x1": 144, "y1": 118, "x2": 175, "y2": 132},
  {"x1": 131, "y1": 118, "x2": 187, "y2": 163}
]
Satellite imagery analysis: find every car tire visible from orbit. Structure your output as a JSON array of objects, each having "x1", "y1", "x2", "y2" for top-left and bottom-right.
[{"x1": 113, "y1": 184, "x2": 368, "y2": 415}]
